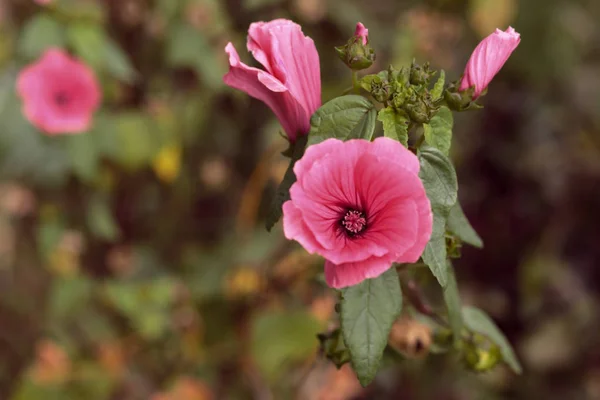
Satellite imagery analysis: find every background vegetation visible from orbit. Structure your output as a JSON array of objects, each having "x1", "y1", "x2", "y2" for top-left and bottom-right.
[{"x1": 0, "y1": 0, "x2": 599, "y2": 399}]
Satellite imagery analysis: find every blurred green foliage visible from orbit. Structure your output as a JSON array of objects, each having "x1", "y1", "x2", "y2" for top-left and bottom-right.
[{"x1": 0, "y1": 0, "x2": 599, "y2": 399}]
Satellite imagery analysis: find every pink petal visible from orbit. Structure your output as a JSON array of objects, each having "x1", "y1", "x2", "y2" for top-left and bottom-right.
[
  {"x1": 369, "y1": 137, "x2": 420, "y2": 174},
  {"x1": 247, "y1": 19, "x2": 321, "y2": 120},
  {"x1": 324, "y1": 255, "x2": 394, "y2": 289},
  {"x1": 223, "y1": 42, "x2": 307, "y2": 141},
  {"x1": 282, "y1": 200, "x2": 324, "y2": 255}
]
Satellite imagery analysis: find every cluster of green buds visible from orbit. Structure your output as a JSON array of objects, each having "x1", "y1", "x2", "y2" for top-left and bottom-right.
[{"x1": 360, "y1": 61, "x2": 443, "y2": 124}]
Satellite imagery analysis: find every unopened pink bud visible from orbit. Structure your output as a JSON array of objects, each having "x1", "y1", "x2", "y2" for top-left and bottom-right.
[
  {"x1": 459, "y1": 27, "x2": 520, "y2": 98},
  {"x1": 355, "y1": 22, "x2": 368, "y2": 45}
]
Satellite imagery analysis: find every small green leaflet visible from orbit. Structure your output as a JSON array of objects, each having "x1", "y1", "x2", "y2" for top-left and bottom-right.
[
  {"x1": 431, "y1": 70, "x2": 445, "y2": 101},
  {"x1": 462, "y1": 306, "x2": 523, "y2": 374},
  {"x1": 307, "y1": 95, "x2": 376, "y2": 146},
  {"x1": 341, "y1": 268, "x2": 402, "y2": 386},
  {"x1": 265, "y1": 134, "x2": 307, "y2": 231},
  {"x1": 423, "y1": 106, "x2": 453, "y2": 155},
  {"x1": 447, "y1": 201, "x2": 483, "y2": 248},
  {"x1": 418, "y1": 146, "x2": 458, "y2": 287},
  {"x1": 377, "y1": 107, "x2": 409, "y2": 146}
]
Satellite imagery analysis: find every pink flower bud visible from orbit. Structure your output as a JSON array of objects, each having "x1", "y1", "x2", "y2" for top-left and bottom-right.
[
  {"x1": 355, "y1": 22, "x2": 368, "y2": 45},
  {"x1": 459, "y1": 27, "x2": 520, "y2": 98}
]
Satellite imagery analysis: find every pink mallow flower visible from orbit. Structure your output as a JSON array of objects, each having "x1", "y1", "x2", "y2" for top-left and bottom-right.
[
  {"x1": 355, "y1": 22, "x2": 368, "y2": 45},
  {"x1": 459, "y1": 27, "x2": 520, "y2": 98},
  {"x1": 17, "y1": 48, "x2": 101, "y2": 134},
  {"x1": 35, "y1": 0, "x2": 53, "y2": 5},
  {"x1": 223, "y1": 19, "x2": 321, "y2": 143},
  {"x1": 283, "y1": 137, "x2": 433, "y2": 289}
]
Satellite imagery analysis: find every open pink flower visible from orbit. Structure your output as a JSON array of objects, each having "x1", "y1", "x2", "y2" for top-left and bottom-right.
[
  {"x1": 283, "y1": 137, "x2": 432, "y2": 289},
  {"x1": 223, "y1": 19, "x2": 321, "y2": 142},
  {"x1": 459, "y1": 27, "x2": 520, "y2": 98},
  {"x1": 17, "y1": 48, "x2": 101, "y2": 134},
  {"x1": 355, "y1": 22, "x2": 368, "y2": 45}
]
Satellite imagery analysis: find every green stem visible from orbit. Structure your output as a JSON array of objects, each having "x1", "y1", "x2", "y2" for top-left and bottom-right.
[{"x1": 351, "y1": 71, "x2": 360, "y2": 94}]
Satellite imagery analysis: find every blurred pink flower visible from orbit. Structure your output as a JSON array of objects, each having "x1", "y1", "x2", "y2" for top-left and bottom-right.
[
  {"x1": 223, "y1": 19, "x2": 321, "y2": 143},
  {"x1": 34, "y1": 0, "x2": 52, "y2": 5},
  {"x1": 355, "y1": 22, "x2": 368, "y2": 45},
  {"x1": 459, "y1": 27, "x2": 520, "y2": 98},
  {"x1": 283, "y1": 137, "x2": 432, "y2": 289},
  {"x1": 17, "y1": 48, "x2": 101, "y2": 134}
]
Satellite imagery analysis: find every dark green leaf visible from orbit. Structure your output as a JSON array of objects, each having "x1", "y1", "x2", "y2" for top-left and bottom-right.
[
  {"x1": 103, "y1": 38, "x2": 138, "y2": 82},
  {"x1": 341, "y1": 268, "x2": 402, "y2": 386},
  {"x1": 463, "y1": 306, "x2": 522, "y2": 374},
  {"x1": 418, "y1": 146, "x2": 458, "y2": 210},
  {"x1": 377, "y1": 107, "x2": 409, "y2": 146},
  {"x1": 87, "y1": 195, "x2": 120, "y2": 241},
  {"x1": 251, "y1": 311, "x2": 322, "y2": 381},
  {"x1": 443, "y1": 260, "x2": 463, "y2": 346},
  {"x1": 65, "y1": 133, "x2": 98, "y2": 182},
  {"x1": 421, "y1": 235, "x2": 447, "y2": 286},
  {"x1": 431, "y1": 70, "x2": 445, "y2": 100},
  {"x1": 67, "y1": 22, "x2": 137, "y2": 82},
  {"x1": 18, "y1": 14, "x2": 66, "y2": 59},
  {"x1": 418, "y1": 146, "x2": 458, "y2": 287},
  {"x1": 265, "y1": 134, "x2": 307, "y2": 231},
  {"x1": 167, "y1": 23, "x2": 223, "y2": 89},
  {"x1": 423, "y1": 106, "x2": 453, "y2": 155},
  {"x1": 447, "y1": 201, "x2": 483, "y2": 248},
  {"x1": 67, "y1": 22, "x2": 105, "y2": 67},
  {"x1": 308, "y1": 95, "x2": 376, "y2": 146}
]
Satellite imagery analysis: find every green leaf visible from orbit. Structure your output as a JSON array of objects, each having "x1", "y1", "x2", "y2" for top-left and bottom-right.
[
  {"x1": 443, "y1": 260, "x2": 463, "y2": 346},
  {"x1": 341, "y1": 268, "x2": 402, "y2": 386},
  {"x1": 462, "y1": 306, "x2": 522, "y2": 374},
  {"x1": 418, "y1": 146, "x2": 458, "y2": 210},
  {"x1": 112, "y1": 112, "x2": 160, "y2": 170},
  {"x1": 418, "y1": 146, "x2": 458, "y2": 287},
  {"x1": 87, "y1": 195, "x2": 120, "y2": 241},
  {"x1": 377, "y1": 107, "x2": 409, "y2": 146},
  {"x1": 421, "y1": 234, "x2": 447, "y2": 286},
  {"x1": 431, "y1": 70, "x2": 445, "y2": 100},
  {"x1": 308, "y1": 95, "x2": 376, "y2": 146},
  {"x1": 265, "y1": 134, "x2": 307, "y2": 231},
  {"x1": 103, "y1": 38, "x2": 138, "y2": 82},
  {"x1": 67, "y1": 22, "x2": 105, "y2": 67},
  {"x1": 18, "y1": 14, "x2": 66, "y2": 59},
  {"x1": 423, "y1": 106, "x2": 453, "y2": 155},
  {"x1": 67, "y1": 22, "x2": 137, "y2": 82},
  {"x1": 251, "y1": 311, "x2": 322, "y2": 381},
  {"x1": 65, "y1": 133, "x2": 98, "y2": 182},
  {"x1": 167, "y1": 23, "x2": 224, "y2": 89},
  {"x1": 447, "y1": 201, "x2": 483, "y2": 248}
]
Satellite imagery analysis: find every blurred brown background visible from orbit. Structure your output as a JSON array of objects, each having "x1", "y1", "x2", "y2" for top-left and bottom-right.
[{"x1": 0, "y1": 0, "x2": 599, "y2": 399}]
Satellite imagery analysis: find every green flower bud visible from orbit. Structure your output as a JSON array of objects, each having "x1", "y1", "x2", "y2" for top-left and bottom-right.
[
  {"x1": 444, "y1": 82, "x2": 484, "y2": 112},
  {"x1": 335, "y1": 37, "x2": 376, "y2": 71},
  {"x1": 462, "y1": 333, "x2": 502, "y2": 373},
  {"x1": 410, "y1": 61, "x2": 435, "y2": 86}
]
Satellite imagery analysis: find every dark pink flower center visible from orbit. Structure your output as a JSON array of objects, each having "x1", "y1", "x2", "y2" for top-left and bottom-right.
[
  {"x1": 342, "y1": 209, "x2": 367, "y2": 236},
  {"x1": 54, "y1": 91, "x2": 71, "y2": 107}
]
